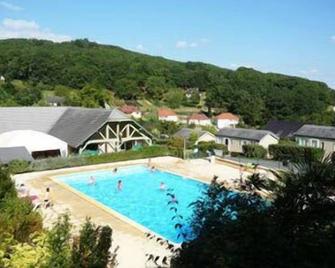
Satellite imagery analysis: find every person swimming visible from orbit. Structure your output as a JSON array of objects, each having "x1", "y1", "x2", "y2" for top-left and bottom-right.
[
  {"x1": 170, "y1": 194, "x2": 178, "y2": 204},
  {"x1": 150, "y1": 166, "x2": 156, "y2": 172},
  {"x1": 113, "y1": 167, "x2": 118, "y2": 173},
  {"x1": 88, "y1": 176, "x2": 96, "y2": 185},
  {"x1": 117, "y1": 180, "x2": 123, "y2": 191},
  {"x1": 159, "y1": 182, "x2": 166, "y2": 191}
]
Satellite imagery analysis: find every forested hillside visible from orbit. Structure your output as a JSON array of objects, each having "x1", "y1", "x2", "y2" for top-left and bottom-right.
[{"x1": 0, "y1": 38, "x2": 334, "y2": 126}]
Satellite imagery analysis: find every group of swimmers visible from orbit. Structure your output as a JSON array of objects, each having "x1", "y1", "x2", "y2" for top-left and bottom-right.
[{"x1": 86, "y1": 165, "x2": 177, "y2": 202}]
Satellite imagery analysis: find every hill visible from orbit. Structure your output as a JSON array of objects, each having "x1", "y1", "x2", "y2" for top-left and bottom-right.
[{"x1": 0, "y1": 38, "x2": 334, "y2": 126}]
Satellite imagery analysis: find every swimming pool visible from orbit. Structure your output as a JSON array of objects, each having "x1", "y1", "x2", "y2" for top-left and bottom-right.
[{"x1": 55, "y1": 165, "x2": 207, "y2": 243}]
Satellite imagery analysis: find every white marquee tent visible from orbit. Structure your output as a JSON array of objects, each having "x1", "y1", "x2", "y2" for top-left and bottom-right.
[{"x1": 0, "y1": 130, "x2": 68, "y2": 157}]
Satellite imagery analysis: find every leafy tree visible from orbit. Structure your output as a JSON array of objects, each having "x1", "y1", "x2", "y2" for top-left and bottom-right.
[
  {"x1": 113, "y1": 78, "x2": 140, "y2": 100},
  {"x1": 0, "y1": 39, "x2": 333, "y2": 125},
  {"x1": 164, "y1": 87, "x2": 184, "y2": 108},
  {"x1": 45, "y1": 214, "x2": 72, "y2": 268},
  {"x1": 145, "y1": 76, "x2": 168, "y2": 100},
  {"x1": 171, "y1": 155, "x2": 335, "y2": 268},
  {"x1": 71, "y1": 218, "x2": 116, "y2": 268}
]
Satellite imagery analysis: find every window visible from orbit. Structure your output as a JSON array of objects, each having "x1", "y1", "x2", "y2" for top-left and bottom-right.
[
  {"x1": 224, "y1": 138, "x2": 229, "y2": 146},
  {"x1": 298, "y1": 138, "x2": 307, "y2": 146},
  {"x1": 311, "y1": 139, "x2": 319, "y2": 148}
]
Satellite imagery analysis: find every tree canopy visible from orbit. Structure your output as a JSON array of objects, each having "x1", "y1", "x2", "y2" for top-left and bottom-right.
[
  {"x1": 0, "y1": 38, "x2": 334, "y2": 126},
  {"x1": 171, "y1": 155, "x2": 335, "y2": 268}
]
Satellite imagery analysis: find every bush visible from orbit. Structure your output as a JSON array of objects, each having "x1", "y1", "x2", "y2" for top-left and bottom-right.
[
  {"x1": 7, "y1": 160, "x2": 30, "y2": 174},
  {"x1": 14, "y1": 145, "x2": 174, "y2": 174},
  {"x1": 269, "y1": 144, "x2": 324, "y2": 162},
  {"x1": 0, "y1": 196, "x2": 43, "y2": 243},
  {"x1": 198, "y1": 141, "x2": 228, "y2": 155},
  {"x1": 242, "y1": 144, "x2": 267, "y2": 159}
]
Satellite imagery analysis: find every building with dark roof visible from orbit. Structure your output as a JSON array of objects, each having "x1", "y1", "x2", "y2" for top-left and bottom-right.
[
  {"x1": 264, "y1": 120, "x2": 303, "y2": 138},
  {"x1": 0, "y1": 107, "x2": 152, "y2": 159},
  {"x1": 216, "y1": 128, "x2": 279, "y2": 153},
  {"x1": 294, "y1": 124, "x2": 335, "y2": 155}
]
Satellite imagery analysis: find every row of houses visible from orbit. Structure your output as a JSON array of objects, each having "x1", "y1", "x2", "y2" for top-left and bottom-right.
[
  {"x1": 175, "y1": 120, "x2": 335, "y2": 157},
  {"x1": 157, "y1": 108, "x2": 240, "y2": 128}
]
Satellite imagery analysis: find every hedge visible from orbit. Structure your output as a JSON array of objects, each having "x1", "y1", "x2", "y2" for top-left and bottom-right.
[
  {"x1": 197, "y1": 141, "x2": 228, "y2": 155},
  {"x1": 8, "y1": 145, "x2": 174, "y2": 174},
  {"x1": 242, "y1": 144, "x2": 267, "y2": 159},
  {"x1": 268, "y1": 144, "x2": 324, "y2": 162}
]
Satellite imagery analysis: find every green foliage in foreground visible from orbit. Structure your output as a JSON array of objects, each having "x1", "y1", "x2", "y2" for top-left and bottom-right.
[
  {"x1": 8, "y1": 145, "x2": 173, "y2": 174},
  {"x1": 269, "y1": 143, "x2": 324, "y2": 162},
  {"x1": 242, "y1": 144, "x2": 267, "y2": 159},
  {"x1": 171, "y1": 155, "x2": 335, "y2": 268},
  {"x1": 0, "y1": 166, "x2": 117, "y2": 268}
]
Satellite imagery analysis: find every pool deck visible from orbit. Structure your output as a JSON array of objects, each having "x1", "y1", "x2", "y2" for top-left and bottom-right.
[{"x1": 13, "y1": 156, "x2": 253, "y2": 268}]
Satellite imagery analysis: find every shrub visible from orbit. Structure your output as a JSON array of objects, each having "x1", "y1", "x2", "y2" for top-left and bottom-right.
[
  {"x1": 0, "y1": 196, "x2": 43, "y2": 242},
  {"x1": 214, "y1": 143, "x2": 228, "y2": 154},
  {"x1": 14, "y1": 145, "x2": 174, "y2": 174},
  {"x1": 198, "y1": 141, "x2": 216, "y2": 152},
  {"x1": 0, "y1": 167, "x2": 16, "y2": 200},
  {"x1": 269, "y1": 144, "x2": 324, "y2": 162},
  {"x1": 72, "y1": 218, "x2": 117, "y2": 267},
  {"x1": 7, "y1": 160, "x2": 30, "y2": 174},
  {"x1": 242, "y1": 144, "x2": 267, "y2": 159},
  {"x1": 198, "y1": 141, "x2": 228, "y2": 155}
]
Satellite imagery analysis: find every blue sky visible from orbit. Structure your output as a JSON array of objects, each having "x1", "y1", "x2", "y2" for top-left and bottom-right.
[{"x1": 0, "y1": 0, "x2": 334, "y2": 88}]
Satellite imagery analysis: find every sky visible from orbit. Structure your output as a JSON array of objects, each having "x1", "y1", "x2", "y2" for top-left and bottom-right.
[{"x1": 0, "y1": 0, "x2": 334, "y2": 88}]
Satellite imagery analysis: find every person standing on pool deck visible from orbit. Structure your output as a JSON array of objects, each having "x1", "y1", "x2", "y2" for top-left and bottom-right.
[{"x1": 117, "y1": 180, "x2": 123, "y2": 191}]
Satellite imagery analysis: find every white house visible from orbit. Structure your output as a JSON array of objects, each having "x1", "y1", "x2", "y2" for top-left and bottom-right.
[
  {"x1": 294, "y1": 124, "x2": 335, "y2": 156},
  {"x1": 158, "y1": 108, "x2": 178, "y2": 122},
  {"x1": 215, "y1": 112, "x2": 239, "y2": 129},
  {"x1": 120, "y1": 105, "x2": 142, "y2": 119},
  {"x1": 188, "y1": 113, "x2": 211, "y2": 126},
  {"x1": 216, "y1": 128, "x2": 279, "y2": 153}
]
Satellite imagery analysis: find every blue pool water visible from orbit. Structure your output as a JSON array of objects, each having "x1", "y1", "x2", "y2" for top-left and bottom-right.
[{"x1": 55, "y1": 165, "x2": 207, "y2": 243}]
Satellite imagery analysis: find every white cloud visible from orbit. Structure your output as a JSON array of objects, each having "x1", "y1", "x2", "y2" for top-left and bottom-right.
[
  {"x1": 0, "y1": 1, "x2": 23, "y2": 11},
  {"x1": 135, "y1": 44, "x2": 145, "y2": 51},
  {"x1": 175, "y1": 38, "x2": 210, "y2": 49},
  {"x1": 176, "y1": 40, "x2": 188, "y2": 48},
  {"x1": 300, "y1": 68, "x2": 319, "y2": 75},
  {"x1": 0, "y1": 18, "x2": 71, "y2": 42}
]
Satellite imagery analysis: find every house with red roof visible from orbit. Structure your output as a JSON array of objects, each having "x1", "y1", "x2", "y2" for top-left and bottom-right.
[
  {"x1": 158, "y1": 108, "x2": 178, "y2": 122},
  {"x1": 188, "y1": 113, "x2": 211, "y2": 126},
  {"x1": 120, "y1": 105, "x2": 142, "y2": 119},
  {"x1": 215, "y1": 112, "x2": 239, "y2": 129}
]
